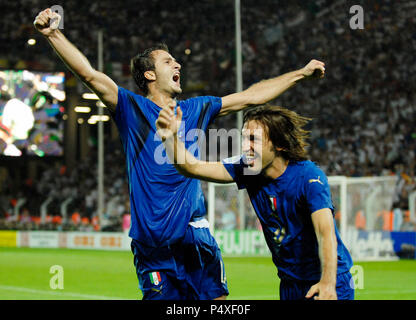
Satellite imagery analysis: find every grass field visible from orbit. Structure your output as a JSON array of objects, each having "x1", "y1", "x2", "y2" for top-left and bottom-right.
[{"x1": 1, "y1": 247, "x2": 416, "y2": 300}]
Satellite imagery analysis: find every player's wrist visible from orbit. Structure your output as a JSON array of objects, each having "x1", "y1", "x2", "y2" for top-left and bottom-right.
[
  {"x1": 292, "y1": 68, "x2": 306, "y2": 82},
  {"x1": 163, "y1": 130, "x2": 176, "y2": 141},
  {"x1": 44, "y1": 29, "x2": 60, "y2": 39},
  {"x1": 319, "y1": 276, "x2": 336, "y2": 287},
  {"x1": 299, "y1": 67, "x2": 310, "y2": 78},
  {"x1": 171, "y1": 127, "x2": 180, "y2": 138}
]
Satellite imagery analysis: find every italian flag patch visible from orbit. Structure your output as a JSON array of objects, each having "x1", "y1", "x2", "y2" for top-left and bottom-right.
[
  {"x1": 269, "y1": 195, "x2": 277, "y2": 212},
  {"x1": 149, "y1": 272, "x2": 161, "y2": 285}
]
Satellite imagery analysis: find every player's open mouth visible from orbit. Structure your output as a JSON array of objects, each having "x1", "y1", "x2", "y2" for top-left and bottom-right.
[
  {"x1": 244, "y1": 154, "x2": 257, "y2": 166},
  {"x1": 173, "y1": 73, "x2": 180, "y2": 85}
]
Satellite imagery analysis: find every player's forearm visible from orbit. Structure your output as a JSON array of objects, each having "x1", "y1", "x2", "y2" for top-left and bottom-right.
[
  {"x1": 317, "y1": 230, "x2": 338, "y2": 285},
  {"x1": 244, "y1": 69, "x2": 305, "y2": 105},
  {"x1": 164, "y1": 134, "x2": 232, "y2": 183},
  {"x1": 164, "y1": 134, "x2": 200, "y2": 178},
  {"x1": 45, "y1": 30, "x2": 96, "y2": 82}
]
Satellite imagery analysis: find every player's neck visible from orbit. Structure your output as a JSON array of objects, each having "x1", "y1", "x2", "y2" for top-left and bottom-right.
[
  {"x1": 264, "y1": 157, "x2": 289, "y2": 180},
  {"x1": 147, "y1": 89, "x2": 177, "y2": 109}
]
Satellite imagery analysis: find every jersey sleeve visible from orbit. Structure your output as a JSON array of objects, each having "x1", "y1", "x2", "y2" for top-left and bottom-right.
[
  {"x1": 303, "y1": 166, "x2": 334, "y2": 215},
  {"x1": 221, "y1": 155, "x2": 247, "y2": 189},
  {"x1": 112, "y1": 86, "x2": 137, "y2": 137},
  {"x1": 201, "y1": 96, "x2": 222, "y2": 125},
  {"x1": 183, "y1": 96, "x2": 222, "y2": 130},
  {"x1": 112, "y1": 86, "x2": 152, "y2": 150}
]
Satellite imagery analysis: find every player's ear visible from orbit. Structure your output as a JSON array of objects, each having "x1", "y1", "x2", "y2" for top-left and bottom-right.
[{"x1": 144, "y1": 71, "x2": 156, "y2": 81}]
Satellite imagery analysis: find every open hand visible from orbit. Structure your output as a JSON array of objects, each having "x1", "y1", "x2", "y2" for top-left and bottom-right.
[
  {"x1": 155, "y1": 102, "x2": 183, "y2": 141},
  {"x1": 305, "y1": 281, "x2": 337, "y2": 300}
]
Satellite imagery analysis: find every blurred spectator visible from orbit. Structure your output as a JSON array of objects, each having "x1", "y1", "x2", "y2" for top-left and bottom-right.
[
  {"x1": 18, "y1": 208, "x2": 32, "y2": 230},
  {"x1": 52, "y1": 215, "x2": 63, "y2": 230},
  {"x1": 71, "y1": 211, "x2": 81, "y2": 229},
  {"x1": 354, "y1": 210, "x2": 366, "y2": 231},
  {"x1": 122, "y1": 214, "x2": 130, "y2": 233},
  {"x1": 80, "y1": 217, "x2": 93, "y2": 232},
  {"x1": 401, "y1": 211, "x2": 416, "y2": 232}
]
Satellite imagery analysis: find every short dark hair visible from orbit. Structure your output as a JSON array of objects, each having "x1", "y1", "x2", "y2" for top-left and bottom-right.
[
  {"x1": 243, "y1": 105, "x2": 311, "y2": 161},
  {"x1": 130, "y1": 43, "x2": 169, "y2": 95}
]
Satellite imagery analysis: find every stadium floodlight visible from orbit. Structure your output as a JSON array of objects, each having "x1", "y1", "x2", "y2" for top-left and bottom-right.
[
  {"x1": 28, "y1": 39, "x2": 36, "y2": 45},
  {"x1": 90, "y1": 115, "x2": 110, "y2": 121},
  {"x1": 74, "y1": 106, "x2": 91, "y2": 113},
  {"x1": 82, "y1": 92, "x2": 99, "y2": 100},
  {"x1": 96, "y1": 101, "x2": 106, "y2": 107},
  {"x1": 88, "y1": 115, "x2": 110, "y2": 124}
]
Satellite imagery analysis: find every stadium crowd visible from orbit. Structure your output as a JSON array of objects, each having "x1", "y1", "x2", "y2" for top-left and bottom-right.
[{"x1": 0, "y1": 0, "x2": 415, "y2": 231}]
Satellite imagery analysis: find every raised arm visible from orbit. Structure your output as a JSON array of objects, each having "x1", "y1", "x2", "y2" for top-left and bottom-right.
[
  {"x1": 305, "y1": 208, "x2": 338, "y2": 300},
  {"x1": 34, "y1": 8, "x2": 118, "y2": 112},
  {"x1": 155, "y1": 105, "x2": 233, "y2": 183},
  {"x1": 219, "y1": 60, "x2": 325, "y2": 117}
]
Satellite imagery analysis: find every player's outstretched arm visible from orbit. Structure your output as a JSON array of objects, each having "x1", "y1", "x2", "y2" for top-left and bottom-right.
[
  {"x1": 156, "y1": 105, "x2": 234, "y2": 184},
  {"x1": 219, "y1": 60, "x2": 325, "y2": 117},
  {"x1": 34, "y1": 8, "x2": 118, "y2": 112},
  {"x1": 306, "y1": 208, "x2": 338, "y2": 300}
]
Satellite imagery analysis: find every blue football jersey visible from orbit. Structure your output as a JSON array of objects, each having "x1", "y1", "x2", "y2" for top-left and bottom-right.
[
  {"x1": 113, "y1": 86, "x2": 222, "y2": 247},
  {"x1": 222, "y1": 158, "x2": 353, "y2": 281}
]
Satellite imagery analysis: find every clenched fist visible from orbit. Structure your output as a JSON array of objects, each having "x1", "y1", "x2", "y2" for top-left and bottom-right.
[
  {"x1": 34, "y1": 8, "x2": 61, "y2": 37},
  {"x1": 302, "y1": 59, "x2": 326, "y2": 79}
]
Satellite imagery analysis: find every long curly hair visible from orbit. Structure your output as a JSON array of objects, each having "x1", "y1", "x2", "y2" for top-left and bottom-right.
[{"x1": 243, "y1": 105, "x2": 311, "y2": 161}]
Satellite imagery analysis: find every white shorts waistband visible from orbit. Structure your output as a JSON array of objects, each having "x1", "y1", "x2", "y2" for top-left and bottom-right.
[{"x1": 189, "y1": 218, "x2": 210, "y2": 229}]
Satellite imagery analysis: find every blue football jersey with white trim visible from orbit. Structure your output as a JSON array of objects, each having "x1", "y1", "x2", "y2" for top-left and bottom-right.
[
  {"x1": 114, "y1": 86, "x2": 221, "y2": 247},
  {"x1": 222, "y1": 158, "x2": 353, "y2": 281}
]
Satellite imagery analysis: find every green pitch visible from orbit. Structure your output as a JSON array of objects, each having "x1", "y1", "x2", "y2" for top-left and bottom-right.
[{"x1": 1, "y1": 247, "x2": 415, "y2": 300}]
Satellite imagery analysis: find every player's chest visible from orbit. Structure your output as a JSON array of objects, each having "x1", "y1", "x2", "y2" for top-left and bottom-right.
[{"x1": 252, "y1": 186, "x2": 303, "y2": 224}]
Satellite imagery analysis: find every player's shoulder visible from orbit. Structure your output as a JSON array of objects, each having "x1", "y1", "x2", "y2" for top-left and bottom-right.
[
  {"x1": 294, "y1": 160, "x2": 328, "y2": 182},
  {"x1": 118, "y1": 86, "x2": 151, "y2": 101},
  {"x1": 180, "y1": 95, "x2": 220, "y2": 106},
  {"x1": 116, "y1": 86, "x2": 152, "y2": 109}
]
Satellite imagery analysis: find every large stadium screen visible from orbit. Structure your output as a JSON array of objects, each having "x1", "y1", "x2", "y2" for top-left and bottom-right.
[{"x1": 0, "y1": 70, "x2": 65, "y2": 157}]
